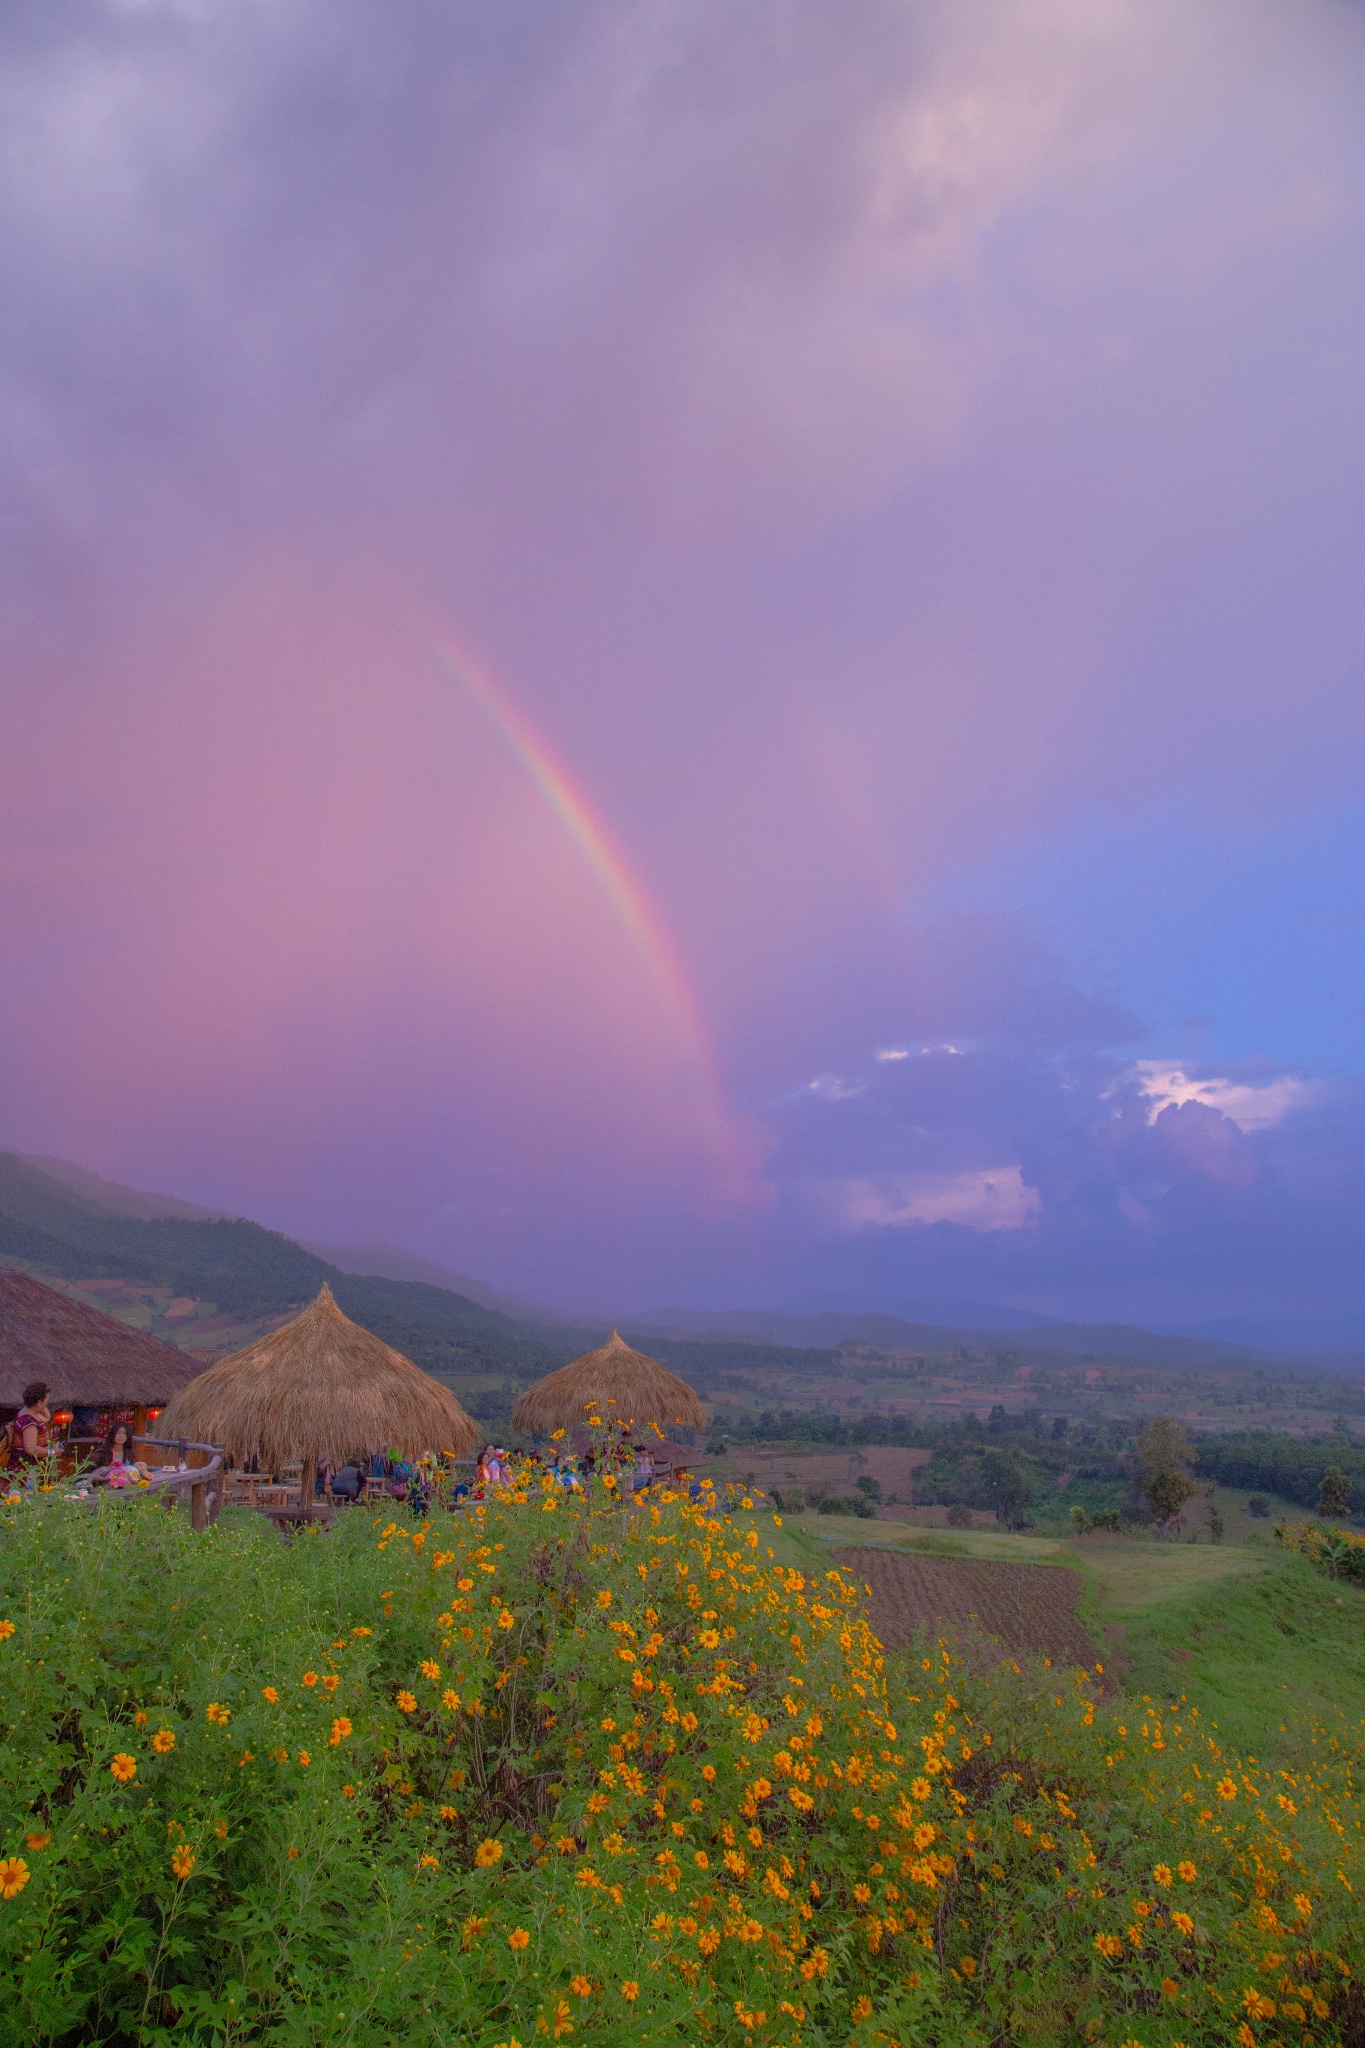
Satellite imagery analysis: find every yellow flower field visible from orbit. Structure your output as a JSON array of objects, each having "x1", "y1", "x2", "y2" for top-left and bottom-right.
[{"x1": 0, "y1": 1456, "x2": 1360, "y2": 2045}]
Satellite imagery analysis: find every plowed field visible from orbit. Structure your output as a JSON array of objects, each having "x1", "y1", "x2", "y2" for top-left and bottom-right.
[{"x1": 834, "y1": 1546, "x2": 1105, "y2": 1679}]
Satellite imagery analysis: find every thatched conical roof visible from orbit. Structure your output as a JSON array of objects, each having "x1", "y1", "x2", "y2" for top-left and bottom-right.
[
  {"x1": 155, "y1": 1284, "x2": 479, "y2": 1468},
  {"x1": 0, "y1": 1269, "x2": 201, "y2": 1408},
  {"x1": 512, "y1": 1330, "x2": 705, "y2": 1439}
]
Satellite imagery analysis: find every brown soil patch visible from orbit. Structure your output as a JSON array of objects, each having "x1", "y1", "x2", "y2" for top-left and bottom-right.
[
  {"x1": 719, "y1": 1445, "x2": 933, "y2": 1498},
  {"x1": 834, "y1": 1547, "x2": 1107, "y2": 1681}
]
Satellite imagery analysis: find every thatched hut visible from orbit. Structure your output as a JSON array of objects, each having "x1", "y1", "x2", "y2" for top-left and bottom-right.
[
  {"x1": 155, "y1": 1283, "x2": 479, "y2": 1477},
  {"x1": 0, "y1": 1268, "x2": 201, "y2": 1448},
  {"x1": 512, "y1": 1329, "x2": 706, "y2": 1440}
]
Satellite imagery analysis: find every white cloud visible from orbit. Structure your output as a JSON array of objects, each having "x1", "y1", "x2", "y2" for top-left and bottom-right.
[
  {"x1": 837, "y1": 1164, "x2": 1040, "y2": 1232},
  {"x1": 875, "y1": 1043, "x2": 963, "y2": 1060},
  {"x1": 1133, "y1": 1062, "x2": 1314, "y2": 1132},
  {"x1": 806, "y1": 1072, "x2": 864, "y2": 1101}
]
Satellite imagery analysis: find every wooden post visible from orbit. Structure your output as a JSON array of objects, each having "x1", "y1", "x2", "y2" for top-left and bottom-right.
[{"x1": 191, "y1": 1480, "x2": 207, "y2": 1532}]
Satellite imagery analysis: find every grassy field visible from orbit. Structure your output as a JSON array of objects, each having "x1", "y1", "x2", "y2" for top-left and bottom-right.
[
  {"x1": 2, "y1": 1475, "x2": 1362, "y2": 2046},
  {"x1": 778, "y1": 1501, "x2": 1365, "y2": 1764}
]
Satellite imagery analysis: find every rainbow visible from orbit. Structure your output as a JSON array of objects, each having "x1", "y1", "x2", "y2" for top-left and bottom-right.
[{"x1": 421, "y1": 622, "x2": 722, "y2": 1111}]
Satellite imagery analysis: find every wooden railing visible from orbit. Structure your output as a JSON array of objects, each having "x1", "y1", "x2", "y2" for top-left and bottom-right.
[{"x1": 60, "y1": 1435, "x2": 227, "y2": 1530}]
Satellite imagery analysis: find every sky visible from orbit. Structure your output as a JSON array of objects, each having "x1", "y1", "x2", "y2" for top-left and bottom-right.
[{"x1": 2, "y1": 0, "x2": 1364, "y2": 1343}]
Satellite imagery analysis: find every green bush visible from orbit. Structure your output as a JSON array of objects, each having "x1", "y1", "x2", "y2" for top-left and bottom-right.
[{"x1": 0, "y1": 1476, "x2": 1361, "y2": 2046}]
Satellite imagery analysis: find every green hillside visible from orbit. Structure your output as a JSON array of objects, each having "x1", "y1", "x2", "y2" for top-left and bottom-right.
[{"x1": 0, "y1": 1151, "x2": 832, "y2": 1419}]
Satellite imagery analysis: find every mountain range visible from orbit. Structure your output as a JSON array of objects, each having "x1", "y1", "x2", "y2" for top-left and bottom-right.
[{"x1": 4, "y1": 1150, "x2": 1357, "y2": 1398}]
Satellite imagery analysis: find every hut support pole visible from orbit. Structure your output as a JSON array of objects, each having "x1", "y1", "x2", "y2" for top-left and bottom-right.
[{"x1": 191, "y1": 1480, "x2": 208, "y2": 1532}]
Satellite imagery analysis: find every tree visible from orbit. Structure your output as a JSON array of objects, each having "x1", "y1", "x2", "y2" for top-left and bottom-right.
[
  {"x1": 1318, "y1": 1465, "x2": 1351, "y2": 1519},
  {"x1": 1147, "y1": 1466, "x2": 1197, "y2": 1531},
  {"x1": 1137, "y1": 1417, "x2": 1197, "y2": 1537},
  {"x1": 982, "y1": 1447, "x2": 1032, "y2": 1529},
  {"x1": 1204, "y1": 1489, "x2": 1224, "y2": 1545}
]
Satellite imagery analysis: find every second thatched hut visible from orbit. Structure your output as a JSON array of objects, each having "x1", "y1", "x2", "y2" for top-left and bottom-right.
[
  {"x1": 156, "y1": 1283, "x2": 479, "y2": 1479},
  {"x1": 511, "y1": 1329, "x2": 705, "y2": 1440}
]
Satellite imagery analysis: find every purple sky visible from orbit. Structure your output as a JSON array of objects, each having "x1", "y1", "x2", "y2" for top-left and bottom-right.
[{"x1": 3, "y1": 1, "x2": 1365, "y2": 1340}]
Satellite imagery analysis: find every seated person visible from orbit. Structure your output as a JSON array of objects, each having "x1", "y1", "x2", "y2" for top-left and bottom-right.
[
  {"x1": 94, "y1": 1421, "x2": 151, "y2": 1487},
  {"x1": 331, "y1": 1462, "x2": 364, "y2": 1501}
]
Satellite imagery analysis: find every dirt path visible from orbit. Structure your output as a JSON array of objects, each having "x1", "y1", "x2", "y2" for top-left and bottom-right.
[{"x1": 834, "y1": 1545, "x2": 1108, "y2": 1681}]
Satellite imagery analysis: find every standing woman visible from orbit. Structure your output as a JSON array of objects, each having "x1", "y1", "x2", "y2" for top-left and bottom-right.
[{"x1": 7, "y1": 1381, "x2": 52, "y2": 1473}]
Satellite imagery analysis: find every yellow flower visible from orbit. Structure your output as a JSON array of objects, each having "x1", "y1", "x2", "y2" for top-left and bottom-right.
[
  {"x1": 24, "y1": 1833, "x2": 49, "y2": 1852},
  {"x1": 299, "y1": 1749, "x2": 312, "y2": 1767},
  {"x1": 439, "y1": 1804, "x2": 457, "y2": 1820},
  {"x1": 1161, "y1": 1979, "x2": 1179, "y2": 1998},
  {"x1": 395, "y1": 1690, "x2": 417, "y2": 1713},
  {"x1": 851, "y1": 1995, "x2": 873, "y2": 2020},
  {"x1": 421, "y1": 1660, "x2": 441, "y2": 1681},
  {"x1": 570, "y1": 1975, "x2": 592, "y2": 1996},
  {"x1": 206, "y1": 1702, "x2": 231, "y2": 1725},
  {"x1": 596, "y1": 1590, "x2": 612, "y2": 1609},
  {"x1": 911, "y1": 1778, "x2": 931, "y2": 1801},
  {"x1": 170, "y1": 1845, "x2": 196, "y2": 1880},
  {"x1": 508, "y1": 1926, "x2": 530, "y2": 1951},
  {"x1": 321, "y1": 1674, "x2": 339, "y2": 1693},
  {"x1": 110, "y1": 1753, "x2": 137, "y2": 1784},
  {"x1": 420, "y1": 1854, "x2": 440, "y2": 1870},
  {"x1": 693, "y1": 1851, "x2": 709, "y2": 1868},
  {"x1": 497, "y1": 1610, "x2": 515, "y2": 1629},
  {"x1": 0, "y1": 1858, "x2": 30, "y2": 1900},
  {"x1": 474, "y1": 1839, "x2": 504, "y2": 1868},
  {"x1": 1293, "y1": 1892, "x2": 1312, "y2": 1918},
  {"x1": 301, "y1": 1672, "x2": 319, "y2": 1688},
  {"x1": 214, "y1": 1820, "x2": 229, "y2": 1838},
  {"x1": 1177, "y1": 1861, "x2": 1197, "y2": 1882},
  {"x1": 1172, "y1": 1912, "x2": 1194, "y2": 1935},
  {"x1": 1217, "y1": 1776, "x2": 1238, "y2": 1802},
  {"x1": 620, "y1": 1981, "x2": 639, "y2": 2002},
  {"x1": 551, "y1": 1429, "x2": 566, "y2": 1441},
  {"x1": 0, "y1": 1620, "x2": 14, "y2": 1642},
  {"x1": 442, "y1": 1689, "x2": 461, "y2": 1710},
  {"x1": 152, "y1": 1729, "x2": 176, "y2": 1755},
  {"x1": 261, "y1": 1686, "x2": 279, "y2": 1703},
  {"x1": 1153, "y1": 1863, "x2": 1172, "y2": 1887},
  {"x1": 1093, "y1": 1933, "x2": 1123, "y2": 1959},
  {"x1": 702, "y1": 1765, "x2": 716, "y2": 1781},
  {"x1": 329, "y1": 1716, "x2": 352, "y2": 1745}
]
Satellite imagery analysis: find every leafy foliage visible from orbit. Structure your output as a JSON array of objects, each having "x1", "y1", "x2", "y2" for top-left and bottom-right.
[{"x1": 0, "y1": 1468, "x2": 1363, "y2": 2045}]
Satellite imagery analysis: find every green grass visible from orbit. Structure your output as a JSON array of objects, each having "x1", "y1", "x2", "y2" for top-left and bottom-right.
[
  {"x1": 787, "y1": 1510, "x2": 1365, "y2": 1765},
  {"x1": 795, "y1": 1512, "x2": 1072, "y2": 1565},
  {"x1": 1071, "y1": 1532, "x2": 1277, "y2": 1614},
  {"x1": 1111, "y1": 1552, "x2": 1365, "y2": 1759}
]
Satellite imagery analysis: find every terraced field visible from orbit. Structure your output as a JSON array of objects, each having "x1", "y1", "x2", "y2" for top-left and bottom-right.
[{"x1": 835, "y1": 1544, "x2": 1105, "y2": 1677}]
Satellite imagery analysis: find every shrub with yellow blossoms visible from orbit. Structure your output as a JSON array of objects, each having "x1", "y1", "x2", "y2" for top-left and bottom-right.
[{"x1": 0, "y1": 1444, "x2": 1359, "y2": 2044}]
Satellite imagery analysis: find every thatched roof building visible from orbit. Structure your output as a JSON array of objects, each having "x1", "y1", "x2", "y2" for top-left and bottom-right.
[
  {"x1": 155, "y1": 1283, "x2": 479, "y2": 1471},
  {"x1": 0, "y1": 1269, "x2": 201, "y2": 1409},
  {"x1": 512, "y1": 1329, "x2": 706, "y2": 1439}
]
